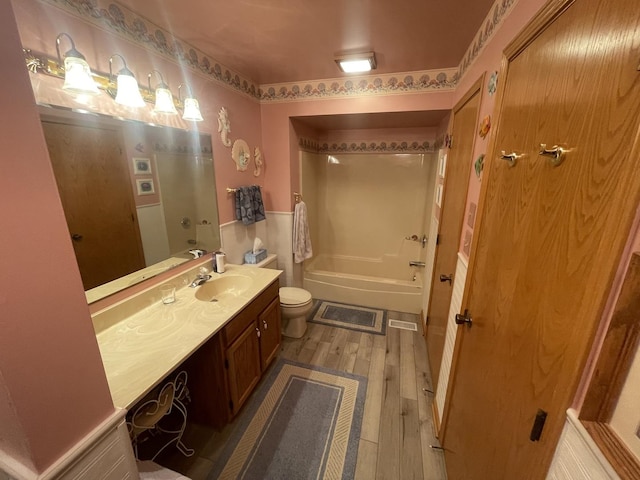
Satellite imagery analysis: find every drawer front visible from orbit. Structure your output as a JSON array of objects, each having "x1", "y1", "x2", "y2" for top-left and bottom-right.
[{"x1": 223, "y1": 279, "x2": 279, "y2": 346}]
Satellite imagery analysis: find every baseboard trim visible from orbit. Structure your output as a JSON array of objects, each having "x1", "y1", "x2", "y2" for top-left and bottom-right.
[
  {"x1": 1, "y1": 408, "x2": 138, "y2": 480},
  {"x1": 47, "y1": 408, "x2": 137, "y2": 480}
]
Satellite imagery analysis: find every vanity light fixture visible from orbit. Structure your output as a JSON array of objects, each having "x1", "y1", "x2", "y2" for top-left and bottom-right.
[
  {"x1": 148, "y1": 70, "x2": 178, "y2": 115},
  {"x1": 109, "y1": 54, "x2": 145, "y2": 108},
  {"x1": 55, "y1": 33, "x2": 99, "y2": 95},
  {"x1": 178, "y1": 84, "x2": 204, "y2": 122},
  {"x1": 335, "y1": 51, "x2": 377, "y2": 73}
]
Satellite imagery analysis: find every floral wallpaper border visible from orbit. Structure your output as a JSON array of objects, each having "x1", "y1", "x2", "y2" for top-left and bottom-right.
[
  {"x1": 299, "y1": 137, "x2": 435, "y2": 154},
  {"x1": 41, "y1": 0, "x2": 261, "y2": 99},
  {"x1": 457, "y1": 0, "x2": 518, "y2": 79},
  {"x1": 259, "y1": 69, "x2": 457, "y2": 102},
  {"x1": 41, "y1": 0, "x2": 517, "y2": 103}
]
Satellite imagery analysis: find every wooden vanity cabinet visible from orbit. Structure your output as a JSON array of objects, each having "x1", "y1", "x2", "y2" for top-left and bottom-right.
[
  {"x1": 224, "y1": 280, "x2": 281, "y2": 416},
  {"x1": 226, "y1": 319, "x2": 262, "y2": 416},
  {"x1": 184, "y1": 279, "x2": 281, "y2": 428},
  {"x1": 258, "y1": 297, "x2": 282, "y2": 370}
]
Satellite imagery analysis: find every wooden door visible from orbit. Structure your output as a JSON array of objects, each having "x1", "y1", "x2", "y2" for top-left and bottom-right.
[
  {"x1": 41, "y1": 120, "x2": 145, "y2": 290},
  {"x1": 426, "y1": 76, "x2": 482, "y2": 383},
  {"x1": 258, "y1": 298, "x2": 282, "y2": 371},
  {"x1": 226, "y1": 322, "x2": 261, "y2": 415},
  {"x1": 442, "y1": 0, "x2": 640, "y2": 478}
]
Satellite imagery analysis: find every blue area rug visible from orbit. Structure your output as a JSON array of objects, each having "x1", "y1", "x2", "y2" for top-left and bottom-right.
[
  {"x1": 208, "y1": 359, "x2": 367, "y2": 480},
  {"x1": 308, "y1": 300, "x2": 387, "y2": 336}
]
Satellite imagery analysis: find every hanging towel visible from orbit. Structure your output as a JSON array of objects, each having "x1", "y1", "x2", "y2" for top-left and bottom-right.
[
  {"x1": 293, "y1": 200, "x2": 313, "y2": 263},
  {"x1": 251, "y1": 185, "x2": 266, "y2": 223},
  {"x1": 235, "y1": 185, "x2": 265, "y2": 225}
]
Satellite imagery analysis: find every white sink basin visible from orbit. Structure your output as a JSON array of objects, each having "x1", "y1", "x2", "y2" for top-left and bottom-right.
[{"x1": 194, "y1": 275, "x2": 253, "y2": 302}]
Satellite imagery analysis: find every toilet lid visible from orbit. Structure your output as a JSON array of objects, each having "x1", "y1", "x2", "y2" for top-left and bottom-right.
[{"x1": 279, "y1": 287, "x2": 312, "y2": 306}]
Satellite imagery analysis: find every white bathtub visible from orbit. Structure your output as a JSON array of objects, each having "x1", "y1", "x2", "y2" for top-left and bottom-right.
[{"x1": 303, "y1": 254, "x2": 423, "y2": 314}]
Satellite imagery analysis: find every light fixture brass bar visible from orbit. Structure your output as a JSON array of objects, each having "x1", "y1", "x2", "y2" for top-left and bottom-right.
[{"x1": 22, "y1": 48, "x2": 184, "y2": 108}]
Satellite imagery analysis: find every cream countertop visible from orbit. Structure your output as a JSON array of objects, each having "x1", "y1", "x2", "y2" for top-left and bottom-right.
[
  {"x1": 94, "y1": 264, "x2": 282, "y2": 410},
  {"x1": 85, "y1": 256, "x2": 190, "y2": 304}
]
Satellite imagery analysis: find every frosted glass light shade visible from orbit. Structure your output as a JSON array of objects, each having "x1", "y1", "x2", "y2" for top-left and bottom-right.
[
  {"x1": 62, "y1": 56, "x2": 99, "y2": 95},
  {"x1": 182, "y1": 97, "x2": 204, "y2": 121},
  {"x1": 153, "y1": 87, "x2": 178, "y2": 114},
  {"x1": 115, "y1": 73, "x2": 145, "y2": 107},
  {"x1": 339, "y1": 59, "x2": 373, "y2": 73},
  {"x1": 335, "y1": 52, "x2": 377, "y2": 73}
]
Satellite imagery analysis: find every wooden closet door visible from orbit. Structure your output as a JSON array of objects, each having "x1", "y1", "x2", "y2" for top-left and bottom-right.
[
  {"x1": 441, "y1": 0, "x2": 640, "y2": 478},
  {"x1": 426, "y1": 75, "x2": 482, "y2": 385}
]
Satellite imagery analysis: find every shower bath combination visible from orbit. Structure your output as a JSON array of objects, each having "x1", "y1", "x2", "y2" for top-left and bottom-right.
[{"x1": 300, "y1": 152, "x2": 437, "y2": 314}]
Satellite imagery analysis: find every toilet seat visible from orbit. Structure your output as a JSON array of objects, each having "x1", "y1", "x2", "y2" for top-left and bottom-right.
[{"x1": 279, "y1": 287, "x2": 312, "y2": 307}]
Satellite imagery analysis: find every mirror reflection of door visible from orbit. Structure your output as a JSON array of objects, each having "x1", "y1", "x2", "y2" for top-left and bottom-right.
[{"x1": 41, "y1": 119, "x2": 145, "y2": 290}]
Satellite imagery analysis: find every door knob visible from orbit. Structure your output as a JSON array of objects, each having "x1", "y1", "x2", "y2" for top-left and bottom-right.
[
  {"x1": 263, "y1": 320, "x2": 268, "y2": 330},
  {"x1": 455, "y1": 309, "x2": 473, "y2": 328},
  {"x1": 439, "y1": 274, "x2": 453, "y2": 285},
  {"x1": 71, "y1": 233, "x2": 83, "y2": 241}
]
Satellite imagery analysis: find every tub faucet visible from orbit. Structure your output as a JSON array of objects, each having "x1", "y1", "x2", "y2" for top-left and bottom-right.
[
  {"x1": 189, "y1": 273, "x2": 211, "y2": 288},
  {"x1": 409, "y1": 261, "x2": 426, "y2": 267}
]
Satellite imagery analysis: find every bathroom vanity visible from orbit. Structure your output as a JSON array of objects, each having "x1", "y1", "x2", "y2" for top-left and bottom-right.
[{"x1": 92, "y1": 261, "x2": 282, "y2": 429}]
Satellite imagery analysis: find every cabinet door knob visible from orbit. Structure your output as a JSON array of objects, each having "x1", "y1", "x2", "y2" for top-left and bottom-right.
[
  {"x1": 256, "y1": 327, "x2": 261, "y2": 338},
  {"x1": 263, "y1": 320, "x2": 268, "y2": 330}
]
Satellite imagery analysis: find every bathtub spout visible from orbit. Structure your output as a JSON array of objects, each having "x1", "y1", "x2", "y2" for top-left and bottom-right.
[{"x1": 409, "y1": 261, "x2": 425, "y2": 267}]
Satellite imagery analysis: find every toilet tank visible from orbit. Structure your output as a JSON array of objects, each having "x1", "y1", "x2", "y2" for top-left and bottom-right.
[{"x1": 247, "y1": 253, "x2": 278, "y2": 269}]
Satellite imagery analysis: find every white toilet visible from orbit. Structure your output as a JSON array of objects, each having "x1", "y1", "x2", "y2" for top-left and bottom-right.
[{"x1": 248, "y1": 254, "x2": 312, "y2": 338}]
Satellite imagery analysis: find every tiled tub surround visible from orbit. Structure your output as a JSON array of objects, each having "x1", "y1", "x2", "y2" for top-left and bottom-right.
[{"x1": 93, "y1": 260, "x2": 282, "y2": 409}]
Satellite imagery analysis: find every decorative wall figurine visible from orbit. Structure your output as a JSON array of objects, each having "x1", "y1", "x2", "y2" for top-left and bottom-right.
[
  {"x1": 479, "y1": 115, "x2": 491, "y2": 139},
  {"x1": 232, "y1": 139, "x2": 251, "y2": 171},
  {"x1": 474, "y1": 154, "x2": 485, "y2": 179},
  {"x1": 488, "y1": 71, "x2": 499, "y2": 96},
  {"x1": 217, "y1": 107, "x2": 232, "y2": 147},
  {"x1": 253, "y1": 146, "x2": 263, "y2": 177}
]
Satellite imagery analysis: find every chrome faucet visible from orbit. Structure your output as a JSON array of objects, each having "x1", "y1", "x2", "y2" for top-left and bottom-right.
[
  {"x1": 409, "y1": 261, "x2": 426, "y2": 267},
  {"x1": 189, "y1": 273, "x2": 211, "y2": 288}
]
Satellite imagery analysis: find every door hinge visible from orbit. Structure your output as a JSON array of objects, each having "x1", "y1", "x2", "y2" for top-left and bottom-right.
[
  {"x1": 224, "y1": 358, "x2": 229, "y2": 369},
  {"x1": 436, "y1": 234, "x2": 441, "y2": 245},
  {"x1": 530, "y1": 409, "x2": 548, "y2": 442}
]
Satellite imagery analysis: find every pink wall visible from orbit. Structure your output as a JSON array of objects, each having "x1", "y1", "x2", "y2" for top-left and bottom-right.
[
  {"x1": 0, "y1": 1, "x2": 114, "y2": 472},
  {"x1": 260, "y1": 91, "x2": 454, "y2": 212},
  {"x1": 320, "y1": 127, "x2": 437, "y2": 145},
  {"x1": 12, "y1": 0, "x2": 263, "y2": 226}
]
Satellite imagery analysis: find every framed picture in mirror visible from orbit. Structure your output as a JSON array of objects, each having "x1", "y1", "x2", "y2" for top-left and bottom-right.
[
  {"x1": 133, "y1": 157, "x2": 152, "y2": 174},
  {"x1": 136, "y1": 179, "x2": 155, "y2": 195}
]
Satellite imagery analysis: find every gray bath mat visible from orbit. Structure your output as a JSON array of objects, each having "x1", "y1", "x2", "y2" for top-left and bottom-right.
[
  {"x1": 208, "y1": 359, "x2": 367, "y2": 480},
  {"x1": 308, "y1": 300, "x2": 387, "y2": 335}
]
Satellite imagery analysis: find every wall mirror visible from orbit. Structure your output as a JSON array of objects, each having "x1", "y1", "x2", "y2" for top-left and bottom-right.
[{"x1": 38, "y1": 104, "x2": 220, "y2": 304}]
